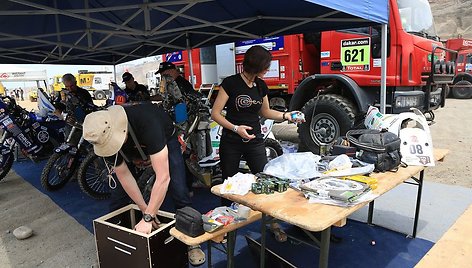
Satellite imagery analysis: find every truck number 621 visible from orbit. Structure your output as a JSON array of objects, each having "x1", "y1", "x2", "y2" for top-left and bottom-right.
[{"x1": 344, "y1": 48, "x2": 365, "y2": 63}]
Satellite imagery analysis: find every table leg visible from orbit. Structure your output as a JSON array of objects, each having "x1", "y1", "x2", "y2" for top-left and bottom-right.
[
  {"x1": 368, "y1": 200, "x2": 375, "y2": 225},
  {"x1": 319, "y1": 227, "x2": 331, "y2": 268},
  {"x1": 260, "y1": 213, "x2": 267, "y2": 268},
  {"x1": 226, "y1": 231, "x2": 237, "y2": 268},
  {"x1": 207, "y1": 240, "x2": 212, "y2": 268},
  {"x1": 412, "y1": 170, "x2": 424, "y2": 238}
]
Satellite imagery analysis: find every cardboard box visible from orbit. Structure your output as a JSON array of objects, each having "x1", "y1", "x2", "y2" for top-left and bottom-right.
[{"x1": 94, "y1": 204, "x2": 188, "y2": 268}]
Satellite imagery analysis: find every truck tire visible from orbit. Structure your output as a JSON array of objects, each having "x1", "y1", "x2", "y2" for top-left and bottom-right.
[
  {"x1": 298, "y1": 94, "x2": 356, "y2": 154},
  {"x1": 452, "y1": 80, "x2": 472, "y2": 99},
  {"x1": 94, "y1": 90, "x2": 106, "y2": 100}
]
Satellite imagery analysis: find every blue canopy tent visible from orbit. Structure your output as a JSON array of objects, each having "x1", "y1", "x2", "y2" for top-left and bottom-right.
[
  {"x1": 1, "y1": 0, "x2": 390, "y2": 110},
  {"x1": 0, "y1": 0, "x2": 388, "y2": 65}
]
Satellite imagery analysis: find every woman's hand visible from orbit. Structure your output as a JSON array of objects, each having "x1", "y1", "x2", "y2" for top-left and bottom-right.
[
  {"x1": 236, "y1": 125, "x2": 256, "y2": 140},
  {"x1": 135, "y1": 219, "x2": 153, "y2": 234},
  {"x1": 286, "y1": 111, "x2": 306, "y2": 124}
]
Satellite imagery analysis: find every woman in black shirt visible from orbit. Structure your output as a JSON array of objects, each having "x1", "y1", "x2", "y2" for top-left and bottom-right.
[{"x1": 211, "y1": 45, "x2": 305, "y2": 242}]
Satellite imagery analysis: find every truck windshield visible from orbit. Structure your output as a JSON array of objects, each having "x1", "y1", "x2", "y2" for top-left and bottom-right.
[{"x1": 398, "y1": 0, "x2": 437, "y2": 39}]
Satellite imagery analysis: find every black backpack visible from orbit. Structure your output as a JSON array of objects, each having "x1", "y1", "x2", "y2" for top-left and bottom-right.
[{"x1": 346, "y1": 129, "x2": 402, "y2": 172}]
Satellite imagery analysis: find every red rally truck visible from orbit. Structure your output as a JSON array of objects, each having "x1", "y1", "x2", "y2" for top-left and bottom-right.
[
  {"x1": 163, "y1": 0, "x2": 454, "y2": 154},
  {"x1": 288, "y1": 0, "x2": 454, "y2": 153},
  {"x1": 445, "y1": 38, "x2": 472, "y2": 99}
]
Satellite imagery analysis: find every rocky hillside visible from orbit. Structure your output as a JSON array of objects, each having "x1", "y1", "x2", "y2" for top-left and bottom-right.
[{"x1": 430, "y1": 0, "x2": 472, "y2": 40}]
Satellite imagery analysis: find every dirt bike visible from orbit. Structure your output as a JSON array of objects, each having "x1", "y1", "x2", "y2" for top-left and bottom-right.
[
  {"x1": 182, "y1": 85, "x2": 283, "y2": 187},
  {"x1": 40, "y1": 92, "x2": 98, "y2": 191},
  {"x1": 75, "y1": 83, "x2": 127, "y2": 200},
  {"x1": 0, "y1": 96, "x2": 66, "y2": 181}
]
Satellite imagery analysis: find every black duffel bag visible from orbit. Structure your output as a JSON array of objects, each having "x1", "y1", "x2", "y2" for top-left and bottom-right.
[
  {"x1": 346, "y1": 129, "x2": 402, "y2": 172},
  {"x1": 175, "y1": 206, "x2": 205, "y2": 237}
]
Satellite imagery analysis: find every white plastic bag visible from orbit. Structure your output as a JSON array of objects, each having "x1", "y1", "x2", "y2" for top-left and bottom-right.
[
  {"x1": 220, "y1": 172, "x2": 256, "y2": 195},
  {"x1": 263, "y1": 152, "x2": 322, "y2": 181},
  {"x1": 328, "y1": 154, "x2": 352, "y2": 170}
]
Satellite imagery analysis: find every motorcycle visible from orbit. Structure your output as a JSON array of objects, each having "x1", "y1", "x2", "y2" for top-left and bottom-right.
[
  {"x1": 0, "y1": 95, "x2": 66, "y2": 181},
  {"x1": 182, "y1": 85, "x2": 283, "y2": 187},
  {"x1": 40, "y1": 91, "x2": 97, "y2": 191},
  {"x1": 75, "y1": 83, "x2": 126, "y2": 200}
]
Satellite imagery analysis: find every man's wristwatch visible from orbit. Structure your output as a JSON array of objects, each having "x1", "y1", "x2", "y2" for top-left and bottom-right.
[{"x1": 143, "y1": 213, "x2": 155, "y2": 223}]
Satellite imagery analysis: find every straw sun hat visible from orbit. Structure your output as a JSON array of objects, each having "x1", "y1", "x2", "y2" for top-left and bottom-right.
[{"x1": 83, "y1": 105, "x2": 128, "y2": 157}]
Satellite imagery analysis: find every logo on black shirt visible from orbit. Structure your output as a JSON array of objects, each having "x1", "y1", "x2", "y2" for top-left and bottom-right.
[{"x1": 235, "y1": 95, "x2": 262, "y2": 111}]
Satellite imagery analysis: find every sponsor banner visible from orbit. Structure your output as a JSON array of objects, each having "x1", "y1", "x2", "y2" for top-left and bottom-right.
[
  {"x1": 165, "y1": 51, "x2": 183, "y2": 62},
  {"x1": 235, "y1": 36, "x2": 284, "y2": 55},
  {"x1": 0, "y1": 70, "x2": 47, "y2": 81}
]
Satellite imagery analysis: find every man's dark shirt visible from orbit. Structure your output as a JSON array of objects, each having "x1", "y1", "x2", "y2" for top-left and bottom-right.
[
  {"x1": 73, "y1": 86, "x2": 94, "y2": 106},
  {"x1": 110, "y1": 102, "x2": 175, "y2": 166},
  {"x1": 61, "y1": 86, "x2": 94, "y2": 122},
  {"x1": 175, "y1": 75, "x2": 195, "y2": 95},
  {"x1": 125, "y1": 82, "x2": 150, "y2": 102}
]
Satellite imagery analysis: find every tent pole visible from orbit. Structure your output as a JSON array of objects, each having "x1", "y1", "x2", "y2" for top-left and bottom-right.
[
  {"x1": 113, "y1": 64, "x2": 117, "y2": 83},
  {"x1": 380, "y1": 23, "x2": 387, "y2": 114},
  {"x1": 186, "y1": 32, "x2": 195, "y2": 88}
]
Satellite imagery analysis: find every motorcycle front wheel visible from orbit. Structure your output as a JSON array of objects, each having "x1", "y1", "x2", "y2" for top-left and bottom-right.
[
  {"x1": 40, "y1": 152, "x2": 76, "y2": 191},
  {"x1": 77, "y1": 152, "x2": 112, "y2": 200},
  {"x1": 0, "y1": 152, "x2": 14, "y2": 182}
]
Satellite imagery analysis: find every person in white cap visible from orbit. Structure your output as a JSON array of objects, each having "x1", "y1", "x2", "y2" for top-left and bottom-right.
[{"x1": 82, "y1": 102, "x2": 205, "y2": 265}]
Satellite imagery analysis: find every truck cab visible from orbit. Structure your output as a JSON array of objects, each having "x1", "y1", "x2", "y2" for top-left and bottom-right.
[
  {"x1": 445, "y1": 38, "x2": 472, "y2": 99},
  {"x1": 290, "y1": 0, "x2": 454, "y2": 153}
]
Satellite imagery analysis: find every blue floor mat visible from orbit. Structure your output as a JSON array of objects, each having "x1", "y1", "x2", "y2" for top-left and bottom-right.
[{"x1": 13, "y1": 160, "x2": 433, "y2": 267}]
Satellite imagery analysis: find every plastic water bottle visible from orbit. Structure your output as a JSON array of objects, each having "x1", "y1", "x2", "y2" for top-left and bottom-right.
[{"x1": 291, "y1": 111, "x2": 305, "y2": 121}]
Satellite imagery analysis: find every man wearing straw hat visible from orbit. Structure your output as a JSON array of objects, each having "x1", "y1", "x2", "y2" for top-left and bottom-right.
[{"x1": 82, "y1": 103, "x2": 206, "y2": 266}]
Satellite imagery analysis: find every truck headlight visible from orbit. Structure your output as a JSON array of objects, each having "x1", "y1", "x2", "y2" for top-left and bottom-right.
[{"x1": 394, "y1": 95, "x2": 422, "y2": 108}]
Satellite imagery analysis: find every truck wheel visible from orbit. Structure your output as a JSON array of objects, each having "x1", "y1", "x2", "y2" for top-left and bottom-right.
[
  {"x1": 94, "y1": 91, "x2": 106, "y2": 100},
  {"x1": 452, "y1": 80, "x2": 472, "y2": 99},
  {"x1": 104, "y1": 90, "x2": 112, "y2": 99},
  {"x1": 298, "y1": 94, "x2": 357, "y2": 154}
]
